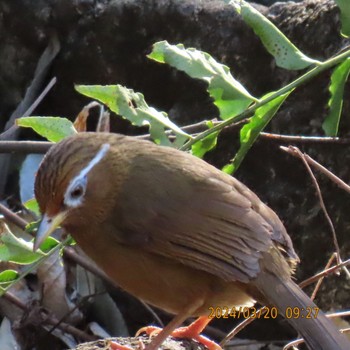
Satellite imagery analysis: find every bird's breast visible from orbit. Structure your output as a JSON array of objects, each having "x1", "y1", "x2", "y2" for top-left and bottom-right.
[{"x1": 73, "y1": 230, "x2": 254, "y2": 316}]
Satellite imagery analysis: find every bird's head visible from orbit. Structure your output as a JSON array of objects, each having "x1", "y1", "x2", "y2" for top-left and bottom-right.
[{"x1": 33, "y1": 133, "x2": 113, "y2": 251}]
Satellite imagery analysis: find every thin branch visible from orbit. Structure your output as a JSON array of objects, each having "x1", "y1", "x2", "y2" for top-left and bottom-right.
[
  {"x1": 0, "y1": 77, "x2": 56, "y2": 141},
  {"x1": 3, "y1": 292, "x2": 96, "y2": 342},
  {"x1": 284, "y1": 323, "x2": 350, "y2": 350},
  {"x1": 46, "y1": 290, "x2": 107, "y2": 336},
  {"x1": 22, "y1": 77, "x2": 57, "y2": 121},
  {"x1": 282, "y1": 145, "x2": 350, "y2": 278},
  {"x1": 136, "y1": 119, "x2": 245, "y2": 141},
  {"x1": 0, "y1": 34, "x2": 59, "y2": 140},
  {"x1": 327, "y1": 310, "x2": 350, "y2": 319},
  {"x1": 220, "y1": 307, "x2": 267, "y2": 347},
  {"x1": 261, "y1": 132, "x2": 350, "y2": 144},
  {"x1": 180, "y1": 47, "x2": 350, "y2": 151},
  {"x1": 310, "y1": 253, "x2": 337, "y2": 301},
  {"x1": 299, "y1": 258, "x2": 350, "y2": 288},
  {"x1": 0, "y1": 203, "x2": 28, "y2": 229},
  {"x1": 281, "y1": 145, "x2": 350, "y2": 194},
  {"x1": 0, "y1": 141, "x2": 52, "y2": 153},
  {"x1": 2, "y1": 123, "x2": 350, "y2": 156},
  {"x1": 281, "y1": 146, "x2": 342, "y2": 265}
]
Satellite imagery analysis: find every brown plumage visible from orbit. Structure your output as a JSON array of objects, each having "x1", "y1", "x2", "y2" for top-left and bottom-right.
[{"x1": 34, "y1": 132, "x2": 349, "y2": 350}]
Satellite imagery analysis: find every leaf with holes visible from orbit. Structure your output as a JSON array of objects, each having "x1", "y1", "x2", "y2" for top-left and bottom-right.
[
  {"x1": 148, "y1": 41, "x2": 258, "y2": 120},
  {"x1": 228, "y1": 0, "x2": 320, "y2": 70},
  {"x1": 75, "y1": 85, "x2": 190, "y2": 147}
]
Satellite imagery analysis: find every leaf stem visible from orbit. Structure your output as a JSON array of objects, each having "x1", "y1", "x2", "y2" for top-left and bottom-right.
[{"x1": 180, "y1": 48, "x2": 350, "y2": 151}]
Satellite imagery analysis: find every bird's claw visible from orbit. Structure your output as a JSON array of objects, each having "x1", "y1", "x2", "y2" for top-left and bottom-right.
[
  {"x1": 136, "y1": 326, "x2": 162, "y2": 338},
  {"x1": 135, "y1": 325, "x2": 222, "y2": 350}
]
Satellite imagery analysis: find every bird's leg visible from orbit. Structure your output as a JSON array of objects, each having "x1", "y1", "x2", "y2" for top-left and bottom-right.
[
  {"x1": 154, "y1": 316, "x2": 221, "y2": 350},
  {"x1": 109, "y1": 300, "x2": 204, "y2": 350},
  {"x1": 137, "y1": 299, "x2": 220, "y2": 350},
  {"x1": 140, "y1": 310, "x2": 196, "y2": 350}
]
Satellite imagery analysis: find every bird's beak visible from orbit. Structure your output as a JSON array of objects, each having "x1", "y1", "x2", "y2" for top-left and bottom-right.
[{"x1": 33, "y1": 212, "x2": 67, "y2": 251}]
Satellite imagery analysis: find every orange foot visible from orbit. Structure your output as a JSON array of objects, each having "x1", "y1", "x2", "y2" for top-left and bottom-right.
[{"x1": 137, "y1": 316, "x2": 221, "y2": 350}]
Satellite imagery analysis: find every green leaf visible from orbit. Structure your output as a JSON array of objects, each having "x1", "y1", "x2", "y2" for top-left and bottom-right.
[
  {"x1": 23, "y1": 198, "x2": 40, "y2": 216},
  {"x1": 16, "y1": 117, "x2": 77, "y2": 142},
  {"x1": 335, "y1": 0, "x2": 350, "y2": 37},
  {"x1": 0, "y1": 270, "x2": 19, "y2": 286},
  {"x1": 75, "y1": 85, "x2": 189, "y2": 147},
  {"x1": 25, "y1": 220, "x2": 40, "y2": 235},
  {"x1": 224, "y1": 91, "x2": 292, "y2": 174},
  {"x1": 148, "y1": 41, "x2": 257, "y2": 120},
  {"x1": 191, "y1": 121, "x2": 219, "y2": 158},
  {"x1": 0, "y1": 222, "x2": 44, "y2": 264},
  {"x1": 36, "y1": 236, "x2": 60, "y2": 254},
  {"x1": 228, "y1": 0, "x2": 320, "y2": 70},
  {"x1": 322, "y1": 58, "x2": 350, "y2": 136}
]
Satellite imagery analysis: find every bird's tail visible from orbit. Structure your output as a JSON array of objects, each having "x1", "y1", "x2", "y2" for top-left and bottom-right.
[{"x1": 253, "y1": 272, "x2": 349, "y2": 350}]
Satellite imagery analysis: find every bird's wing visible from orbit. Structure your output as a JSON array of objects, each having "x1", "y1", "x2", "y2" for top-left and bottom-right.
[{"x1": 112, "y1": 150, "x2": 297, "y2": 283}]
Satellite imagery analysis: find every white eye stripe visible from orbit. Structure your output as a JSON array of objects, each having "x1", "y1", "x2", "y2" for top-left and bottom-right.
[
  {"x1": 77, "y1": 143, "x2": 110, "y2": 180},
  {"x1": 64, "y1": 143, "x2": 110, "y2": 207}
]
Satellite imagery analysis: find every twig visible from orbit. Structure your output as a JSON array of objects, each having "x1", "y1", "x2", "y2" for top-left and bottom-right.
[
  {"x1": 180, "y1": 47, "x2": 350, "y2": 151},
  {"x1": 283, "y1": 337, "x2": 306, "y2": 350},
  {"x1": 281, "y1": 145, "x2": 350, "y2": 278},
  {"x1": 281, "y1": 145, "x2": 350, "y2": 195},
  {"x1": 261, "y1": 132, "x2": 350, "y2": 144},
  {"x1": 2, "y1": 122, "x2": 350, "y2": 157},
  {"x1": 46, "y1": 290, "x2": 107, "y2": 336},
  {"x1": 310, "y1": 253, "x2": 337, "y2": 301},
  {"x1": 299, "y1": 258, "x2": 350, "y2": 288},
  {"x1": 0, "y1": 77, "x2": 57, "y2": 141},
  {"x1": 0, "y1": 35, "x2": 60, "y2": 140},
  {"x1": 281, "y1": 146, "x2": 341, "y2": 264},
  {"x1": 0, "y1": 203, "x2": 28, "y2": 229},
  {"x1": 327, "y1": 310, "x2": 350, "y2": 319},
  {"x1": 21, "y1": 77, "x2": 57, "y2": 122},
  {"x1": 283, "y1": 323, "x2": 350, "y2": 350},
  {"x1": 139, "y1": 301, "x2": 164, "y2": 328},
  {"x1": 136, "y1": 119, "x2": 245, "y2": 141},
  {"x1": 0, "y1": 35, "x2": 59, "y2": 198},
  {"x1": 0, "y1": 141, "x2": 52, "y2": 153},
  {"x1": 220, "y1": 307, "x2": 267, "y2": 347},
  {"x1": 3, "y1": 292, "x2": 96, "y2": 341}
]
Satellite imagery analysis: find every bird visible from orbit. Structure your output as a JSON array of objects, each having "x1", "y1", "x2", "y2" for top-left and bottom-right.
[{"x1": 33, "y1": 132, "x2": 349, "y2": 350}]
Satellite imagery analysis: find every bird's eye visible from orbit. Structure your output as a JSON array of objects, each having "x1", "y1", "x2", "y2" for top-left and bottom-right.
[
  {"x1": 64, "y1": 177, "x2": 87, "y2": 207},
  {"x1": 70, "y1": 185, "x2": 84, "y2": 199}
]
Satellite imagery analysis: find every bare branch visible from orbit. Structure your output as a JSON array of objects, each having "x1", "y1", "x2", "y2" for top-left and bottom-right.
[{"x1": 0, "y1": 141, "x2": 52, "y2": 153}]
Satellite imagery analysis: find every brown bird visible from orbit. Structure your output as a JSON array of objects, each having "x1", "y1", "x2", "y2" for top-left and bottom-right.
[{"x1": 33, "y1": 132, "x2": 349, "y2": 350}]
